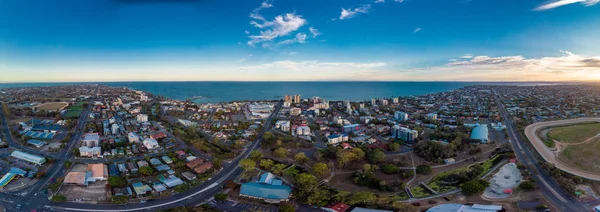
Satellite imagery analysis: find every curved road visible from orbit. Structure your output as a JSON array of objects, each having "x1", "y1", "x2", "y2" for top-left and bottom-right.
[
  {"x1": 525, "y1": 118, "x2": 600, "y2": 181},
  {"x1": 45, "y1": 101, "x2": 283, "y2": 212}
]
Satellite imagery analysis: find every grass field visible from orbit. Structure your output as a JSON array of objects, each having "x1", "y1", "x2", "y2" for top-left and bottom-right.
[
  {"x1": 558, "y1": 137, "x2": 600, "y2": 173},
  {"x1": 547, "y1": 122, "x2": 600, "y2": 143},
  {"x1": 36, "y1": 102, "x2": 68, "y2": 111}
]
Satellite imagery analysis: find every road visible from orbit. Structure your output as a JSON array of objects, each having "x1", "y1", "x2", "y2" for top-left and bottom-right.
[
  {"x1": 0, "y1": 91, "x2": 96, "y2": 211},
  {"x1": 494, "y1": 92, "x2": 592, "y2": 212},
  {"x1": 525, "y1": 118, "x2": 600, "y2": 181},
  {"x1": 43, "y1": 101, "x2": 283, "y2": 212}
]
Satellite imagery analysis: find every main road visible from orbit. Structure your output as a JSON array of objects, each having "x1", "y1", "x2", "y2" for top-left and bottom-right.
[
  {"x1": 494, "y1": 91, "x2": 592, "y2": 212},
  {"x1": 44, "y1": 101, "x2": 283, "y2": 212}
]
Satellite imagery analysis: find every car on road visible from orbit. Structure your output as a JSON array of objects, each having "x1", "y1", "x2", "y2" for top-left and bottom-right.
[
  {"x1": 594, "y1": 205, "x2": 600, "y2": 212},
  {"x1": 15, "y1": 204, "x2": 22, "y2": 209}
]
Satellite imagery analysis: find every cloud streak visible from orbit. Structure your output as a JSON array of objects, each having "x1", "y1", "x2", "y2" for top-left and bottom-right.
[
  {"x1": 534, "y1": 0, "x2": 599, "y2": 11},
  {"x1": 340, "y1": 5, "x2": 371, "y2": 20}
]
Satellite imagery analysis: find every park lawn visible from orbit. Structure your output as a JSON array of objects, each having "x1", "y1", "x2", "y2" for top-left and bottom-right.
[
  {"x1": 548, "y1": 122, "x2": 600, "y2": 143},
  {"x1": 426, "y1": 181, "x2": 457, "y2": 193},
  {"x1": 558, "y1": 137, "x2": 600, "y2": 173},
  {"x1": 63, "y1": 110, "x2": 81, "y2": 118},
  {"x1": 410, "y1": 185, "x2": 431, "y2": 198}
]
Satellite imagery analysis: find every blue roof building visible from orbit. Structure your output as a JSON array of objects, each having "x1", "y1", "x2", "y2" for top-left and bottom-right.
[
  {"x1": 240, "y1": 172, "x2": 291, "y2": 203},
  {"x1": 470, "y1": 124, "x2": 489, "y2": 143}
]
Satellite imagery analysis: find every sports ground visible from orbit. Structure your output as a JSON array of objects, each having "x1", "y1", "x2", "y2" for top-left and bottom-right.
[{"x1": 525, "y1": 118, "x2": 600, "y2": 180}]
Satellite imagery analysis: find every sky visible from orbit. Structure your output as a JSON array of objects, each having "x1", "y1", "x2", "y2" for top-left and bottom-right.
[{"x1": 1, "y1": 0, "x2": 600, "y2": 82}]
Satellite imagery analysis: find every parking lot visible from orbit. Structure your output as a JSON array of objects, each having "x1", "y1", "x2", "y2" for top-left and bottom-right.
[{"x1": 215, "y1": 200, "x2": 278, "y2": 212}]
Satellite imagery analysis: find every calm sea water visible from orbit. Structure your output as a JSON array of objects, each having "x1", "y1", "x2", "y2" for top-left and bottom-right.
[{"x1": 0, "y1": 81, "x2": 548, "y2": 103}]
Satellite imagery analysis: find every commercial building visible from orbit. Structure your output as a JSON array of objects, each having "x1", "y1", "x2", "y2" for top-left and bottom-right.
[
  {"x1": 128, "y1": 132, "x2": 140, "y2": 143},
  {"x1": 342, "y1": 124, "x2": 361, "y2": 134},
  {"x1": 426, "y1": 113, "x2": 438, "y2": 120},
  {"x1": 79, "y1": 146, "x2": 102, "y2": 157},
  {"x1": 0, "y1": 168, "x2": 27, "y2": 188},
  {"x1": 275, "y1": 120, "x2": 291, "y2": 132},
  {"x1": 394, "y1": 111, "x2": 408, "y2": 122},
  {"x1": 293, "y1": 94, "x2": 301, "y2": 103},
  {"x1": 88, "y1": 163, "x2": 108, "y2": 180},
  {"x1": 136, "y1": 114, "x2": 149, "y2": 123},
  {"x1": 83, "y1": 133, "x2": 100, "y2": 147},
  {"x1": 470, "y1": 124, "x2": 489, "y2": 143},
  {"x1": 239, "y1": 172, "x2": 292, "y2": 203},
  {"x1": 327, "y1": 134, "x2": 349, "y2": 145},
  {"x1": 427, "y1": 204, "x2": 502, "y2": 212},
  {"x1": 391, "y1": 125, "x2": 418, "y2": 143},
  {"x1": 27, "y1": 139, "x2": 46, "y2": 148},
  {"x1": 296, "y1": 126, "x2": 311, "y2": 136},
  {"x1": 111, "y1": 123, "x2": 119, "y2": 135},
  {"x1": 143, "y1": 138, "x2": 160, "y2": 150},
  {"x1": 10, "y1": 150, "x2": 46, "y2": 165}
]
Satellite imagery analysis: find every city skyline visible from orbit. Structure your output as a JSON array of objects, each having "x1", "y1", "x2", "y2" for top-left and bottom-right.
[{"x1": 1, "y1": 0, "x2": 600, "y2": 82}]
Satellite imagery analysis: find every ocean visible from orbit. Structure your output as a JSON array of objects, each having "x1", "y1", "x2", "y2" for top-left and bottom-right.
[{"x1": 0, "y1": 81, "x2": 550, "y2": 103}]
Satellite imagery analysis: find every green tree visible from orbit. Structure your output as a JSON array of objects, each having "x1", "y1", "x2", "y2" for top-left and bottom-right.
[
  {"x1": 108, "y1": 176, "x2": 127, "y2": 188},
  {"x1": 416, "y1": 164, "x2": 432, "y2": 175},
  {"x1": 174, "y1": 184, "x2": 190, "y2": 192},
  {"x1": 388, "y1": 142, "x2": 401, "y2": 152},
  {"x1": 139, "y1": 166, "x2": 154, "y2": 176},
  {"x1": 239, "y1": 158, "x2": 256, "y2": 171},
  {"x1": 250, "y1": 150, "x2": 263, "y2": 161},
  {"x1": 347, "y1": 191, "x2": 376, "y2": 205},
  {"x1": 260, "y1": 159, "x2": 275, "y2": 170},
  {"x1": 272, "y1": 163, "x2": 287, "y2": 175},
  {"x1": 461, "y1": 179, "x2": 490, "y2": 195},
  {"x1": 273, "y1": 147, "x2": 289, "y2": 158},
  {"x1": 214, "y1": 193, "x2": 228, "y2": 201},
  {"x1": 368, "y1": 149, "x2": 386, "y2": 164},
  {"x1": 212, "y1": 158, "x2": 222, "y2": 170},
  {"x1": 263, "y1": 132, "x2": 275, "y2": 142},
  {"x1": 294, "y1": 152, "x2": 309, "y2": 164},
  {"x1": 294, "y1": 173, "x2": 330, "y2": 206},
  {"x1": 519, "y1": 181, "x2": 537, "y2": 191},
  {"x1": 312, "y1": 162, "x2": 330, "y2": 177},
  {"x1": 51, "y1": 194, "x2": 67, "y2": 202},
  {"x1": 278, "y1": 202, "x2": 296, "y2": 212}
]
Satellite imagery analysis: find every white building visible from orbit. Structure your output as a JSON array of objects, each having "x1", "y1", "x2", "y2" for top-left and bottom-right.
[
  {"x1": 275, "y1": 120, "x2": 291, "y2": 132},
  {"x1": 391, "y1": 125, "x2": 418, "y2": 143},
  {"x1": 394, "y1": 111, "x2": 408, "y2": 122},
  {"x1": 111, "y1": 123, "x2": 119, "y2": 135},
  {"x1": 79, "y1": 146, "x2": 102, "y2": 157},
  {"x1": 143, "y1": 138, "x2": 160, "y2": 150},
  {"x1": 426, "y1": 113, "x2": 438, "y2": 120},
  {"x1": 128, "y1": 132, "x2": 140, "y2": 143},
  {"x1": 136, "y1": 114, "x2": 149, "y2": 123},
  {"x1": 392, "y1": 98, "x2": 399, "y2": 104},
  {"x1": 140, "y1": 93, "x2": 149, "y2": 101},
  {"x1": 296, "y1": 126, "x2": 311, "y2": 136},
  {"x1": 327, "y1": 134, "x2": 348, "y2": 145},
  {"x1": 83, "y1": 133, "x2": 100, "y2": 147}
]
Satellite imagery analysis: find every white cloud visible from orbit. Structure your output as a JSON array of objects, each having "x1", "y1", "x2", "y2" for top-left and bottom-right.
[
  {"x1": 340, "y1": 4, "x2": 371, "y2": 20},
  {"x1": 278, "y1": 33, "x2": 308, "y2": 45},
  {"x1": 244, "y1": 30, "x2": 250, "y2": 35},
  {"x1": 248, "y1": 13, "x2": 307, "y2": 46},
  {"x1": 534, "y1": 0, "x2": 599, "y2": 11},
  {"x1": 413, "y1": 28, "x2": 421, "y2": 33},
  {"x1": 309, "y1": 27, "x2": 321, "y2": 38},
  {"x1": 394, "y1": 0, "x2": 405, "y2": 2},
  {"x1": 460, "y1": 54, "x2": 473, "y2": 59},
  {"x1": 375, "y1": 0, "x2": 385, "y2": 3},
  {"x1": 399, "y1": 51, "x2": 600, "y2": 81}
]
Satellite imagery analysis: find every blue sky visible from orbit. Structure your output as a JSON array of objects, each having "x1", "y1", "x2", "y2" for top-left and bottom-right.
[{"x1": 1, "y1": 0, "x2": 600, "y2": 82}]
